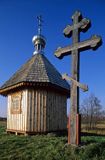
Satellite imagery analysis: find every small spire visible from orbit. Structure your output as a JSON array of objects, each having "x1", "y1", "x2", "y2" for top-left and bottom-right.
[
  {"x1": 37, "y1": 15, "x2": 42, "y2": 35},
  {"x1": 32, "y1": 15, "x2": 46, "y2": 55}
]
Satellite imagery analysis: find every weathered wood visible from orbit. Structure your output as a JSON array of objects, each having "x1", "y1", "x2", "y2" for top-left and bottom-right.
[
  {"x1": 37, "y1": 91, "x2": 40, "y2": 132},
  {"x1": 62, "y1": 73, "x2": 88, "y2": 92},
  {"x1": 46, "y1": 92, "x2": 49, "y2": 131},
  {"x1": 35, "y1": 90, "x2": 38, "y2": 132},
  {"x1": 33, "y1": 90, "x2": 36, "y2": 132},
  {"x1": 40, "y1": 91, "x2": 43, "y2": 132},
  {"x1": 54, "y1": 94, "x2": 57, "y2": 130},
  {"x1": 43, "y1": 91, "x2": 46, "y2": 132},
  {"x1": 53, "y1": 94, "x2": 55, "y2": 130},
  {"x1": 49, "y1": 93, "x2": 51, "y2": 131},
  {"x1": 7, "y1": 89, "x2": 67, "y2": 134},
  {"x1": 70, "y1": 11, "x2": 80, "y2": 145},
  {"x1": 63, "y1": 18, "x2": 90, "y2": 37},
  {"x1": 31, "y1": 90, "x2": 34, "y2": 131},
  {"x1": 55, "y1": 35, "x2": 101, "y2": 58},
  {"x1": 27, "y1": 90, "x2": 31, "y2": 131},
  {"x1": 54, "y1": 10, "x2": 102, "y2": 145},
  {"x1": 7, "y1": 90, "x2": 27, "y2": 132}
]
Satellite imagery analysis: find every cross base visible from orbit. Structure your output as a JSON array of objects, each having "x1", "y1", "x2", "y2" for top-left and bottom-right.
[{"x1": 68, "y1": 113, "x2": 81, "y2": 145}]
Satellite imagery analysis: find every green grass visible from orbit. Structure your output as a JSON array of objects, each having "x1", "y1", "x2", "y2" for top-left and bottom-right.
[{"x1": 0, "y1": 122, "x2": 105, "y2": 160}]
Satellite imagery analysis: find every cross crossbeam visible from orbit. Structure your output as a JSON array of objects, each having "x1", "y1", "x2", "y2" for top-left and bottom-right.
[
  {"x1": 63, "y1": 18, "x2": 90, "y2": 37},
  {"x1": 55, "y1": 35, "x2": 101, "y2": 58},
  {"x1": 62, "y1": 73, "x2": 88, "y2": 92}
]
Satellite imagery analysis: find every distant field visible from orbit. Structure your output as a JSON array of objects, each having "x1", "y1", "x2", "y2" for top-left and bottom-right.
[
  {"x1": 0, "y1": 121, "x2": 105, "y2": 159},
  {"x1": 1, "y1": 120, "x2": 105, "y2": 135},
  {"x1": 0, "y1": 120, "x2": 6, "y2": 126},
  {"x1": 81, "y1": 122, "x2": 105, "y2": 135}
]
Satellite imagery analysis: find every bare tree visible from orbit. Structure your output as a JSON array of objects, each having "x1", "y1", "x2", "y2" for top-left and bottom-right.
[{"x1": 81, "y1": 94, "x2": 103, "y2": 130}]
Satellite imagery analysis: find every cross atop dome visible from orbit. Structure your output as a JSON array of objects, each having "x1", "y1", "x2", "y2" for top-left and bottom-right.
[
  {"x1": 37, "y1": 15, "x2": 43, "y2": 35},
  {"x1": 32, "y1": 15, "x2": 46, "y2": 55}
]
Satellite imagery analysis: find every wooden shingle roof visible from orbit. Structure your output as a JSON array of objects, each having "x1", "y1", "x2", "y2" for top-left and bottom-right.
[{"x1": 0, "y1": 53, "x2": 70, "y2": 95}]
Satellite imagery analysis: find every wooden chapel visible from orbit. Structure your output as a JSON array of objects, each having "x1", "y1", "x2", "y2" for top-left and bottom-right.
[{"x1": 0, "y1": 17, "x2": 70, "y2": 135}]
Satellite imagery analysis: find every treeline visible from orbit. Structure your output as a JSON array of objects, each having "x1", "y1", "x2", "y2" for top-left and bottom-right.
[
  {"x1": 80, "y1": 94, "x2": 105, "y2": 130},
  {"x1": 0, "y1": 117, "x2": 7, "y2": 121}
]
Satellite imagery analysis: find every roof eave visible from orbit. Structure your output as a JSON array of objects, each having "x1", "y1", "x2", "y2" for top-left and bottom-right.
[{"x1": 0, "y1": 81, "x2": 70, "y2": 97}]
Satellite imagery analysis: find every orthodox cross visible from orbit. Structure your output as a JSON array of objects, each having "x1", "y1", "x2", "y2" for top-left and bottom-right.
[
  {"x1": 37, "y1": 15, "x2": 43, "y2": 35},
  {"x1": 54, "y1": 11, "x2": 102, "y2": 145}
]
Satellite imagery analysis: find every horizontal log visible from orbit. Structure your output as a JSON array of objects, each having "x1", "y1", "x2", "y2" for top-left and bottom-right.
[{"x1": 55, "y1": 35, "x2": 101, "y2": 58}]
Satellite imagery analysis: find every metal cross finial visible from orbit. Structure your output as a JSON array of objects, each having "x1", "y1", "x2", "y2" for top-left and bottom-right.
[{"x1": 37, "y1": 15, "x2": 43, "y2": 35}]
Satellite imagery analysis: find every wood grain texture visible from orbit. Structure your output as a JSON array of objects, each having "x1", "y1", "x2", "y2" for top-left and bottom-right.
[
  {"x1": 7, "y1": 90, "x2": 27, "y2": 132},
  {"x1": 54, "y1": 11, "x2": 102, "y2": 145},
  {"x1": 54, "y1": 35, "x2": 101, "y2": 58},
  {"x1": 7, "y1": 89, "x2": 67, "y2": 134},
  {"x1": 63, "y1": 18, "x2": 90, "y2": 37}
]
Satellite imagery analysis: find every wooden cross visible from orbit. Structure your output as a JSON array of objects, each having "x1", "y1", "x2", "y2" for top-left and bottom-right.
[{"x1": 54, "y1": 11, "x2": 102, "y2": 145}]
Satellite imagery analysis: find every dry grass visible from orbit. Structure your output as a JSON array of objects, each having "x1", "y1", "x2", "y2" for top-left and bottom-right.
[
  {"x1": 81, "y1": 122, "x2": 105, "y2": 135},
  {"x1": 0, "y1": 120, "x2": 6, "y2": 126}
]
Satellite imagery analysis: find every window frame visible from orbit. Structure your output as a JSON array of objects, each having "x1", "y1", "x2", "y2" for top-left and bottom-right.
[{"x1": 11, "y1": 92, "x2": 22, "y2": 114}]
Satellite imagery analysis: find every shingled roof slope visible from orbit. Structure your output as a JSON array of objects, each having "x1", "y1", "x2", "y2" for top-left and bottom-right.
[{"x1": 0, "y1": 53, "x2": 69, "y2": 91}]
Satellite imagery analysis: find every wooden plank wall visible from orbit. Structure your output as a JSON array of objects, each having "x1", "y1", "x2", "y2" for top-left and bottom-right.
[
  {"x1": 26, "y1": 89, "x2": 47, "y2": 132},
  {"x1": 7, "y1": 90, "x2": 27, "y2": 132},
  {"x1": 27, "y1": 89, "x2": 67, "y2": 133},
  {"x1": 7, "y1": 89, "x2": 67, "y2": 133},
  {"x1": 46, "y1": 92, "x2": 67, "y2": 132}
]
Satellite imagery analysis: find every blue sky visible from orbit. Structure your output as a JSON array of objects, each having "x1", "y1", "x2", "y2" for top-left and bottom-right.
[{"x1": 0, "y1": 0, "x2": 105, "y2": 117}]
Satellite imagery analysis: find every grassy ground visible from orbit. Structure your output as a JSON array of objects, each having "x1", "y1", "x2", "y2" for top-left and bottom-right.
[{"x1": 0, "y1": 121, "x2": 105, "y2": 160}]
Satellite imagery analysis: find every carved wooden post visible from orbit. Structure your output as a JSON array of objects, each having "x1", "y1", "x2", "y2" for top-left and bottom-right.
[
  {"x1": 55, "y1": 11, "x2": 102, "y2": 145},
  {"x1": 70, "y1": 11, "x2": 80, "y2": 145}
]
